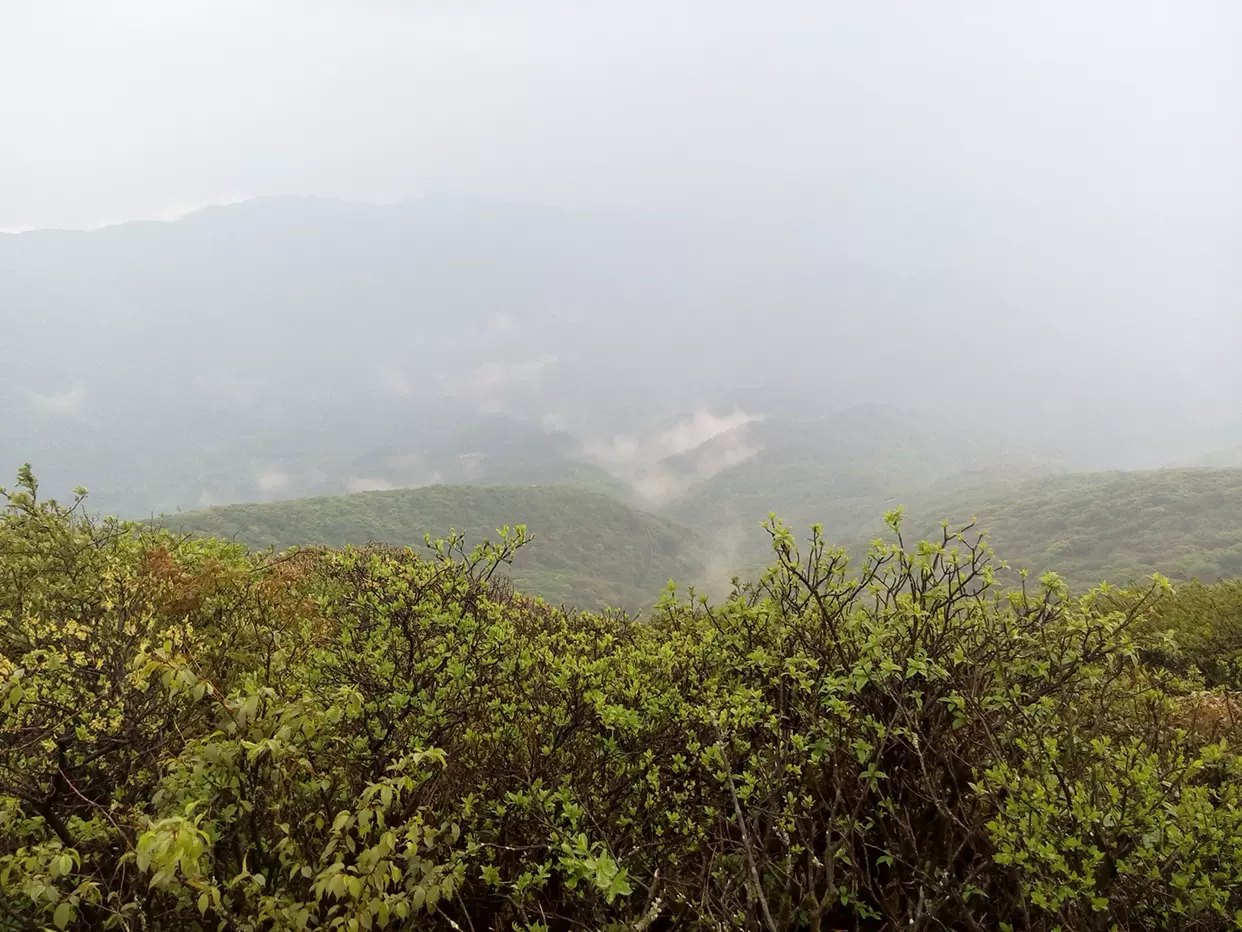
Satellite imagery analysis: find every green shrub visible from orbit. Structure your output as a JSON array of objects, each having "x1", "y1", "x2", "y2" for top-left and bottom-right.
[
  {"x1": 1134, "y1": 579, "x2": 1242, "y2": 690},
  {"x1": 2, "y1": 470, "x2": 1241, "y2": 930}
]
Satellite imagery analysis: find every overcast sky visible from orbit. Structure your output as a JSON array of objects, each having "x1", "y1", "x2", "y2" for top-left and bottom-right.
[{"x1": 3, "y1": 0, "x2": 1239, "y2": 231}]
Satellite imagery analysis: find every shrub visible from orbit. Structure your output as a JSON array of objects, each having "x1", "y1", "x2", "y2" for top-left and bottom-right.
[
  {"x1": 2, "y1": 470, "x2": 1241, "y2": 930},
  {"x1": 1134, "y1": 579, "x2": 1242, "y2": 690}
]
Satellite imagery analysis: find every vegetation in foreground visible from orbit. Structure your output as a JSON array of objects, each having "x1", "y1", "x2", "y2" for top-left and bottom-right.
[{"x1": 2, "y1": 466, "x2": 1241, "y2": 931}]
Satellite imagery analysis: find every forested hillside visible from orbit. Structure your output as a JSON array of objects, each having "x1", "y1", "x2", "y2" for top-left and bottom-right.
[
  {"x1": 166, "y1": 484, "x2": 699, "y2": 611},
  {"x1": 888, "y1": 468, "x2": 1242, "y2": 590},
  {"x1": 164, "y1": 460, "x2": 1242, "y2": 611},
  {"x1": 660, "y1": 408, "x2": 1068, "y2": 564}
]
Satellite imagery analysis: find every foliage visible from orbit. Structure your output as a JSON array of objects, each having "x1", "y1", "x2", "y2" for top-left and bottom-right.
[
  {"x1": 164, "y1": 484, "x2": 699, "y2": 613},
  {"x1": 886, "y1": 468, "x2": 1242, "y2": 592},
  {"x1": 2, "y1": 468, "x2": 1242, "y2": 930},
  {"x1": 1132, "y1": 579, "x2": 1242, "y2": 690}
]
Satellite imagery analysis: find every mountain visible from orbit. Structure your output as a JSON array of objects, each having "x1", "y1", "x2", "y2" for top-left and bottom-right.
[
  {"x1": 883, "y1": 467, "x2": 1242, "y2": 590},
  {"x1": 1193, "y1": 446, "x2": 1242, "y2": 469},
  {"x1": 2, "y1": 195, "x2": 694, "y2": 514},
  {"x1": 6, "y1": 404, "x2": 618, "y2": 518},
  {"x1": 163, "y1": 484, "x2": 700, "y2": 612},
  {"x1": 659, "y1": 405, "x2": 1069, "y2": 564},
  {"x1": 10, "y1": 194, "x2": 1236, "y2": 518}
]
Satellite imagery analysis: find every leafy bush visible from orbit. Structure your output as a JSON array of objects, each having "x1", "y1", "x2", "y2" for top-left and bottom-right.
[
  {"x1": 1133, "y1": 579, "x2": 1242, "y2": 690},
  {"x1": 2, "y1": 469, "x2": 1241, "y2": 930}
]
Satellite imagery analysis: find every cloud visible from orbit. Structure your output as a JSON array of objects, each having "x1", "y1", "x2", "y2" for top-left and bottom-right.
[
  {"x1": 584, "y1": 409, "x2": 760, "y2": 468},
  {"x1": 255, "y1": 470, "x2": 290, "y2": 493},
  {"x1": 692, "y1": 523, "x2": 752, "y2": 601},
  {"x1": 25, "y1": 386, "x2": 86, "y2": 416},
  {"x1": 583, "y1": 408, "x2": 764, "y2": 506},
  {"x1": 439, "y1": 356, "x2": 560, "y2": 412},
  {"x1": 345, "y1": 476, "x2": 395, "y2": 493},
  {"x1": 627, "y1": 435, "x2": 762, "y2": 506},
  {"x1": 377, "y1": 368, "x2": 415, "y2": 397},
  {"x1": 194, "y1": 373, "x2": 262, "y2": 408},
  {"x1": 485, "y1": 314, "x2": 518, "y2": 336},
  {"x1": 469, "y1": 357, "x2": 557, "y2": 394},
  {"x1": 540, "y1": 411, "x2": 570, "y2": 432}
]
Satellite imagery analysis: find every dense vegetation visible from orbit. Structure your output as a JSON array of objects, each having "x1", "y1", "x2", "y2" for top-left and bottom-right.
[
  {"x1": 158, "y1": 460, "x2": 1242, "y2": 617},
  {"x1": 1135, "y1": 579, "x2": 1242, "y2": 691},
  {"x1": 4, "y1": 466, "x2": 1241, "y2": 930},
  {"x1": 165, "y1": 484, "x2": 700, "y2": 612},
  {"x1": 892, "y1": 468, "x2": 1242, "y2": 591}
]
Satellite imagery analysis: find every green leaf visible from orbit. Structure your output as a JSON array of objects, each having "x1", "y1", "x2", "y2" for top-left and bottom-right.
[{"x1": 53, "y1": 901, "x2": 73, "y2": 930}]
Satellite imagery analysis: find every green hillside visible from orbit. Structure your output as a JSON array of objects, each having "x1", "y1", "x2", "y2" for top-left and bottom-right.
[
  {"x1": 1194, "y1": 445, "x2": 1242, "y2": 469},
  {"x1": 164, "y1": 484, "x2": 699, "y2": 612},
  {"x1": 663, "y1": 408, "x2": 1068, "y2": 565},
  {"x1": 887, "y1": 467, "x2": 1242, "y2": 590}
]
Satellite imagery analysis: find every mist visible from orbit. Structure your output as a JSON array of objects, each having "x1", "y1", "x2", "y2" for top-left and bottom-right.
[{"x1": 2, "y1": 0, "x2": 1240, "y2": 516}]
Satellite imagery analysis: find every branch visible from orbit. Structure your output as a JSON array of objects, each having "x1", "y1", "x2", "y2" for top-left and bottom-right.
[{"x1": 714, "y1": 723, "x2": 779, "y2": 932}]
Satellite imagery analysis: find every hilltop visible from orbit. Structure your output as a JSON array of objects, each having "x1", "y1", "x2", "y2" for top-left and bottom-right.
[{"x1": 164, "y1": 483, "x2": 699, "y2": 612}]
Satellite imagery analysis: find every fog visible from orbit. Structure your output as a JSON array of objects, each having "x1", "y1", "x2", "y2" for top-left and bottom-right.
[{"x1": 2, "y1": 0, "x2": 1240, "y2": 515}]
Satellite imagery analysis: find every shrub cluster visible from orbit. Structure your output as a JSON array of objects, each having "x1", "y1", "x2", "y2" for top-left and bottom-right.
[
  {"x1": 2, "y1": 467, "x2": 1241, "y2": 931},
  {"x1": 1133, "y1": 579, "x2": 1242, "y2": 691}
]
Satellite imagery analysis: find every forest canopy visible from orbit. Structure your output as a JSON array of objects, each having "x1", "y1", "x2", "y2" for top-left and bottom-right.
[{"x1": 163, "y1": 484, "x2": 700, "y2": 613}]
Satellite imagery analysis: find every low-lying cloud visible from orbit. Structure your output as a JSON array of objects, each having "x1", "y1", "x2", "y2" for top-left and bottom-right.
[
  {"x1": 377, "y1": 368, "x2": 415, "y2": 397},
  {"x1": 440, "y1": 356, "x2": 560, "y2": 414},
  {"x1": 255, "y1": 470, "x2": 290, "y2": 493},
  {"x1": 585, "y1": 409, "x2": 758, "y2": 466},
  {"x1": 584, "y1": 409, "x2": 763, "y2": 506},
  {"x1": 345, "y1": 476, "x2": 396, "y2": 493},
  {"x1": 25, "y1": 386, "x2": 86, "y2": 416}
]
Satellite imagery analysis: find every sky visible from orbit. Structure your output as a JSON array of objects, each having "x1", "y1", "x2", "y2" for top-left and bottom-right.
[
  {"x1": 3, "y1": 0, "x2": 1242, "y2": 514},
  {"x1": 3, "y1": 0, "x2": 1239, "y2": 231}
]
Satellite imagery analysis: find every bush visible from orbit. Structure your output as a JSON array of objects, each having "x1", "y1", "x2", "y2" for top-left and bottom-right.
[
  {"x1": 1134, "y1": 579, "x2": 1242, "y2": 690},
  {"x1": 2, "y1": 470, "x2": 1241, "y2": 930}
]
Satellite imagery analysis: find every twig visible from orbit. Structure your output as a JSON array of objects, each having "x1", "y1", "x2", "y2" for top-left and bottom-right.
[{"x1": 713, "y1": 722, "x2": 779, "y2": 932}]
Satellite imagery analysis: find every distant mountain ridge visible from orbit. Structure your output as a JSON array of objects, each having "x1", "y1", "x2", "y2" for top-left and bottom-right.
[
  {"x1": 6, "y1": 193, "x2": 1238, "y2": 519},
  {"x1": 658, "y1": 406, "x2": 1071, "y2": 563}
]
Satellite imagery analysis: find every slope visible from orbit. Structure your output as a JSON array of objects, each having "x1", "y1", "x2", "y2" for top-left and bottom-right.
[
  {"x1": 663, "y1": 405, "x2": 1068, "y2": 564},
  {"x1": 882, "y1": 468, "x2": 1242, "y2": 590},
  {"x1": 164, "y1": 484, "x2": 699, "y2": 612}
]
